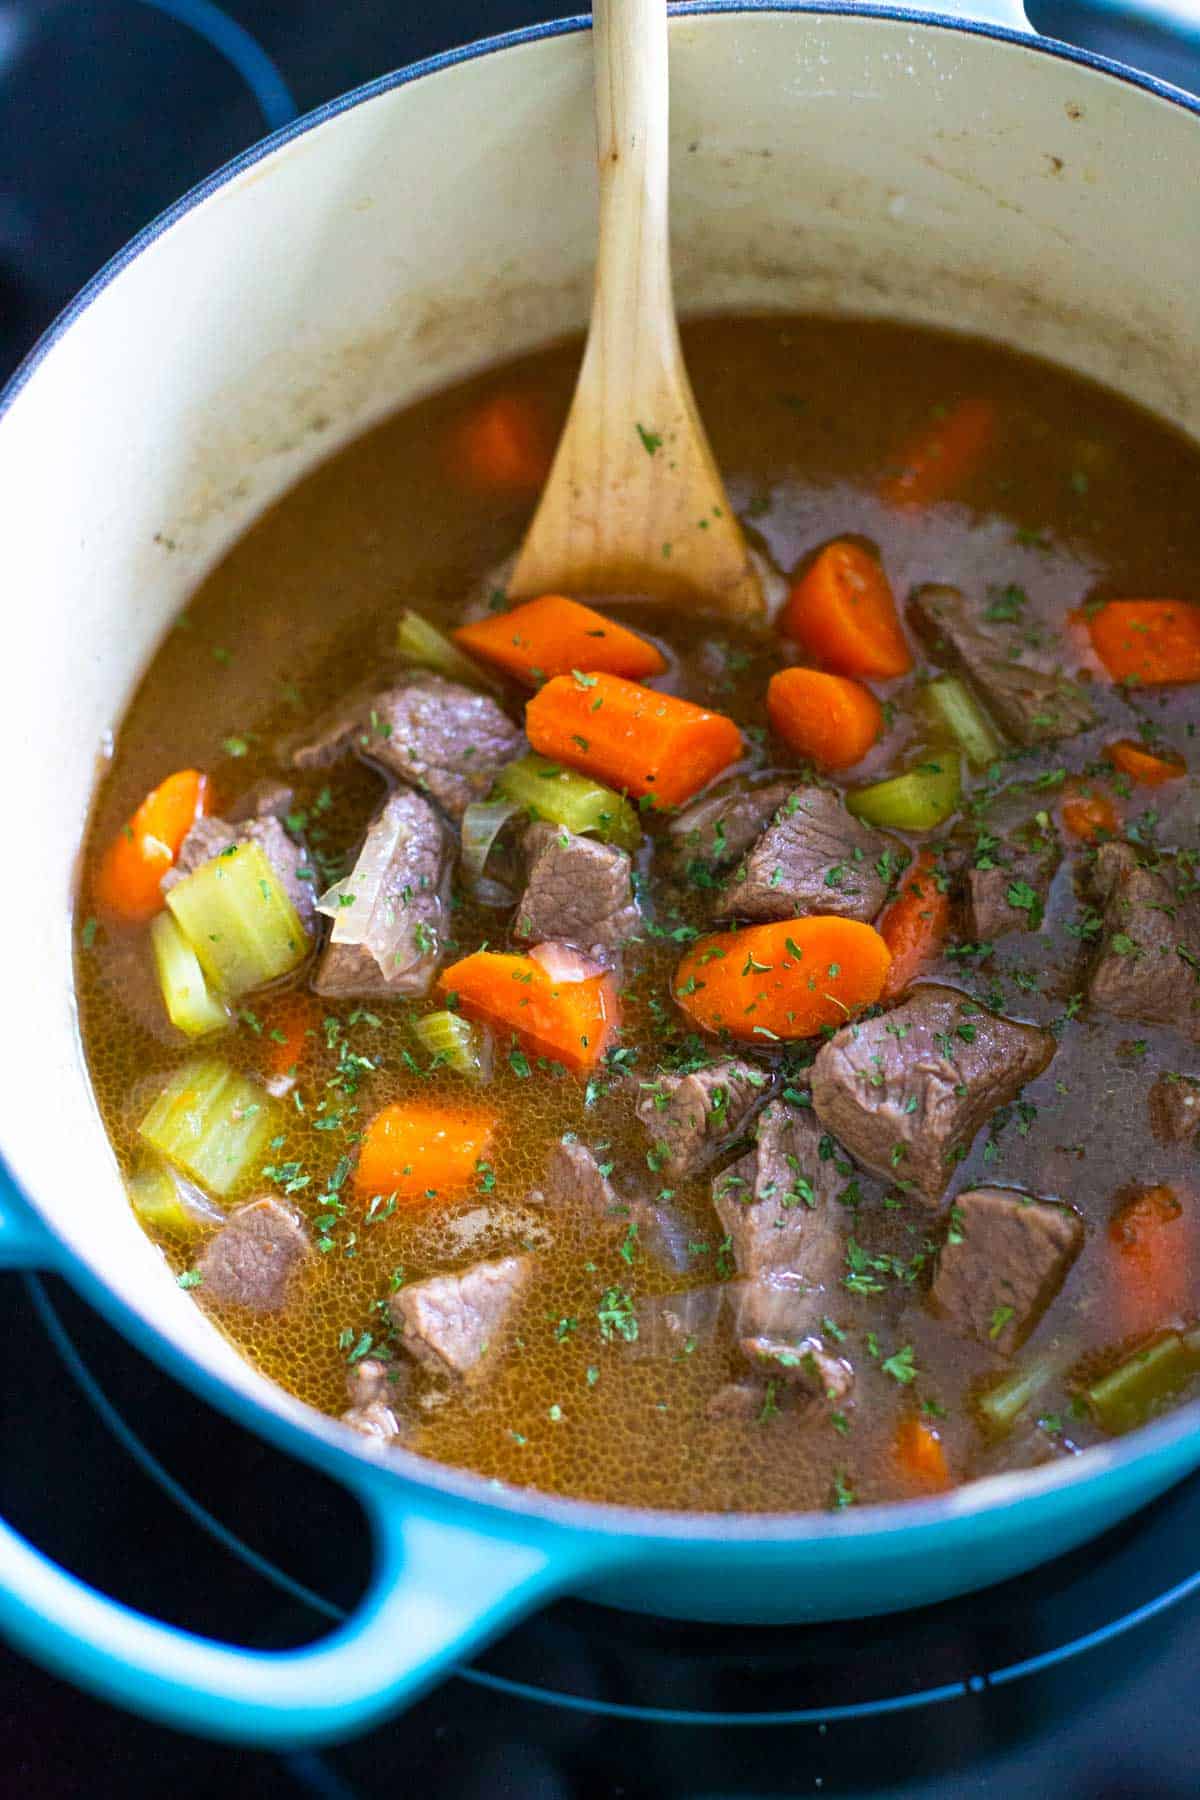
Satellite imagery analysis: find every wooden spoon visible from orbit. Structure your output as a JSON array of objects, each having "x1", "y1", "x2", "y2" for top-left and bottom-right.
[{"x1": 508, "y1": 0, "x2": 765, "y2": 623}]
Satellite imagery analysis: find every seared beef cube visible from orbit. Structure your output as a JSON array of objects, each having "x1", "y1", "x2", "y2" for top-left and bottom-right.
[
  {"x1": 313, "y1": 789, "x2": 450, "y2": 998},
  {"x1": 637, "y1": 1057, "x2": 770, "y2": 1177},
  {"x1": 811, "y1": 984, "x2": 1055, "y2": 1200},
  {"x1": 706, "y1": 1381, "x2": 767, "y2": 1420},
  {"x1": 389, "y1": 1255, "x2": 532, "y2": 1382},
  {"x1": 1149, "y1": 1072, "x2": 1200, "y2": 1144},
  {"x1": 292, "y1": 675, "x2": 523, "y2": 819},
  {"x1": 712, "y1": 1100, "x2": 846, "y2": 1286},
  {"x1": 669, "y1": 778, "x2": 796, "y2": 881},
  {"x1": 513, "y1": 823, "x2": 639, "y2": 954},
  {"x1": 909, "y1": 584, "x2": 1095, "y2": 745},
  {"x1": 196, "y1": 1198, "x2": 309, "y2": 1313},
  {"x1": 536, "y1": 1137, "x2": 622, "y2": 1221},
  {"x1": 1087, "y1": 844, "x2": 1200, "y2": 1041},
  {"x1": 718, "y1": 786, "x2": 902, "y2": 924},
  {"x1": 931, "y1": 1186, "x2": 1084, "y2": 1355},
  {"x1": 166, "y1": 812, "x2": 317, "y2": 932},
  {"x1": 740, "y1": 1333, "x2": 854, "y2": 1404},
  {"x1": 965, "y1": 846, "x2": 1057, "y2": 941},
  {"x1": 341, "y1": 1401, "x2": 404, "y2": 1441}
]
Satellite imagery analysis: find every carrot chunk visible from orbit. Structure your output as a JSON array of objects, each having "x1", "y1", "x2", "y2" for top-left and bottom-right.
[
  {"x1": 1107, "y1": 739, "x2": 1186, "y2": 786},
  {"x1": 893, "y1": 1416, "x2": 950, "y2": 1492},
  {"x1": 451, "y1": 392, "x2": 552, "y2": 492},
  {"x1": 93, "y1": 769, "x2": 209, "y2": 922},
  {"x1": 1109, "y1": 1185, "x2": 1190, "y2": 1339},
  {"x1": 1080, "y1": 599, "x2": 1200, "y2": 685},
  {"x1": 673, "y1": 917, "x2": 891, "y2": 1041},
  {"x1": 879, "y1": 397, "x2": 995, "y2": 509},
  {"x1": 525, "y1": 672, "x2": 741, "y2": 809},
  {"x1": 262, "y1": 991, "x2": 322, "y2": 1079},
  {"x1": 779, "y1": 541, "x2": 912, "y2": 680},
  {"x1": 438, "y1": 950, "x2": 618, "y2": 1075},
  {"x1": 877, "y1": 850, "x2": 951, "y2": 1001},
  {"x1": 766, "y1": 666, "x2": 883, "y2": 771},
  {"x1": 355, "y1": 1101, "x2": 497, "y2": 1203},
  {"x1": 1060, "y1": 782, "x2": 1119, "y2": 842},
  {"x1": 455, "y1": 595, "x2": 666, "y2": 686}
]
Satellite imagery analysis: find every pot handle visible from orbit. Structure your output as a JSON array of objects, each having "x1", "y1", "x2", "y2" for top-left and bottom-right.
[{"x1": 0, "y1": 1187, "x2": 576, "y2": 1746}]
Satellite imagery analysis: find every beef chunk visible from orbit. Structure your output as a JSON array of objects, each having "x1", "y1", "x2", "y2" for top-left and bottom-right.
[
  {"x1": 706, "y1": 1381, "x2": 766, "y2": 1420},
  {"x1": 1087, "y1": 844, "x2": 1200, "y2": 1041},
  {"x1": 668, "y1": 778, "x2": 797, "y2": 881},
  {"x1": 811, "y1": 984, "x2": 1055, "y2": 1200},
  {"x1": 313, "y1": 789, "x2": 450, "y2": 998},
  {"x1": 931, "y1": 1186, "x2": 1084, "y2": 1355},
  {"x1": 513, "y1": 823, "x2": 639, "y2": 954},
  {"x1": 196, "y1": 1199, "x2": 309, "y2": 1313},
  {"x1": 636, "y1": 1057, "x2": 770, "y2": 1177},
  {"x1": 536, "y1": 1137, "x2": 622, "y2": 1221},
  {"x1": 1150, "y1": 1072, "x2": 1200, "y2": 1144},
  {"x1": 292, "y1": 675, "x2": 523, "y2": 819},
  {"x1": 965, "y1": 845, "x2": 1057, "y2": 941},
  {"x1": 165, "y1": 812, "x2": 317, "y2": 932},
  {"x1": 717, "y1": 786, "x2": 902, "y2": 924},
  {"x1": 909, "y1": 584, "x2": 1095, "y2": 745},
  {"x1": 740, "y1": 1333, "x2": 854, "y2": 1405},
  {"x1": 345, "y1": 1356, "x2": 407, "y2": 1410},
  {"x1": 712, "y1": 1100, "x2": 846, "y2": 1286},
  {"x1": 389, "y1": 1255, "x2": 532, "y2": 1382}
]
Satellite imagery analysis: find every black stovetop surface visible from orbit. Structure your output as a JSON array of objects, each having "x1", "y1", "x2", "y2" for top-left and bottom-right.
[{"x1": 4, "y1": 3, "x2": 1200, "y2": 1794}]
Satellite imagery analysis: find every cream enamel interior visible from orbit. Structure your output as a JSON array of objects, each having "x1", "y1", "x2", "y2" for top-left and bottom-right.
[{"x1": 1, "y1": 13, "x2": 1196, "y2": 1447}]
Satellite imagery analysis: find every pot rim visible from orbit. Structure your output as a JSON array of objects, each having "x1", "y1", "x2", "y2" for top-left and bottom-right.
[{"x1": 5, "y1": 1, "x2": 1200, "y2": 1548}]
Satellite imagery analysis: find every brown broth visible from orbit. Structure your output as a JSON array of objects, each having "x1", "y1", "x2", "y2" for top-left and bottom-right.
[{"x1": 76, "y1": 316, "x2": 1200, "y2": 1513}]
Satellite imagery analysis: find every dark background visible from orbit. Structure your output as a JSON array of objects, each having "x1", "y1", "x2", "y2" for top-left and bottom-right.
[{"x1": 3, "y1": 4, "x2": 1200, "y2": 1796}]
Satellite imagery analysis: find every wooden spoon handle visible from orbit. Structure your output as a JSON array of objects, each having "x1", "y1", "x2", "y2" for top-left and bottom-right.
[{"x1": 508, "y1": 0, "x2": 763, "y2": 620}]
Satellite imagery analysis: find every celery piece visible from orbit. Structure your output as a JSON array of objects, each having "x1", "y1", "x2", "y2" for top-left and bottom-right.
[
  {"x1": 920, "y1": 676, "x2": 1004, "y2": 770},
  {"x1": 150, "y1": 910, "x2": 231, "y2": 1038},
  {"x1": 396, "y1": 608, "x2": 497, "y2": 689},
  {"x1": 1085, "y1": 1333, "x2": 1200, "y2": 1435},
  {"x1": 494, "y1": 752, "x2": 641, "y2": 851},
  {"x1": 138, "y1": 1057, "x2": 281, "y2": 1195},
  {"x1": 977, "y1": 1357, "x2": 1055, "y2": 1437},
  {"x1": 412, "y1": 1009, "x2": 491, "y2": 1081},
  {"x1": 847, "y1": 757, "x2": 962, "y2": 831},
  {"x1": 166, "y1": 840, "x2": 309, "y2": 1000},
  {"x1": 127, "y1": 1155, "x2": 223, "y2": 1234}
]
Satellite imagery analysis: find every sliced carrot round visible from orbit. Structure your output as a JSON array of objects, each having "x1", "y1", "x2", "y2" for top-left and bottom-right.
[
  {"x1": 355, "y1": 1101, "x2": 497, "y2": 1203},
  {"x1": 767, "y1": 666, "x2": 883, "y2": 771},
  {"x1": 779, "y1": 541, "x2": 912, "y2": 680},
  {"x1": 1107, "y1": 739, "x2": 1186, "y2": 786},
  {"x1": 451, "y1": 392, "x2": 551, "y2": 492},
  {"x1": 673, "y1": 917, "x2": 891, "y2": 1041},
  {"x1": 1080, "y1": 599, "x2": 1200, "y2": 686},
  {"x1": 879, "y1": 397, "x2": 995, "y2": 511},
  {"x1": 439, "y1": 950, "x2": 618, "y2": 1075},
  {"x1": 455, "y1": 595, "x2": 666, "y2": 686},
  {"x1": 1060, "y1": 782, "x2": 1119, "y2": 842},
  {"x1": 877, "y1": 849, "x2": 950, "y2": 1002},
  {"x1": 893, "y1": 1416, "x2": 950, "y2": 1492}
]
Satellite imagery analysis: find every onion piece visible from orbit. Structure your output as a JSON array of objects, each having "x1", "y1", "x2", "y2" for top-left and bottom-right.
[
  {"x1": 528, "y1": 941, "x2": 603, "y2": 984},
  {"x1": 460, "y1": 799, "x2": 519, "y2": 883},
  {"x1": 315, "y1": 809, "x2": 408, "y2": 946}
]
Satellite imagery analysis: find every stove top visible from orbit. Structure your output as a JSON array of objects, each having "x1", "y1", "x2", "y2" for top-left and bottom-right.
[{"x1": 3, "y1": 2, "x2": 1200, "y2": 1792}]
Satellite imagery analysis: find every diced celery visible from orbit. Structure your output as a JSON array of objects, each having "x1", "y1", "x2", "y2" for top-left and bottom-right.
[
  {"x1": 166, "y1": 840, "x2": 309, "y2": 999},
  {"x1": 920, "y1": 676, "x2": 1004, "y2": 770},
  {"x1": 396, "y1": 608, "x2": 497, "y2": 689},
  {"x1": 846, "y1": 757, "x2": 962, "y2": 831},
  {"x1": 150, "y1": 910, "x2": 231, "y2": 1038},
  {"x1": 1085, "y1": 1333, "x2": 1200, "y2": 1435},
  {"x1": 138, "y1": 1057, "x2": 281, "y2": 1195},
  {"x1": 494, "y1": 752, "x2": 641, "y2": 851},
  {"x1": 412, "y1": 1009, "x2": 491, "y2": 1081},
  {"x1": 977, "y1": 1357, "x2": 1056, "y2": 1437},
  {"x1": 127, "y1": 1155, "x2": 224, "y2": 1234}
]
